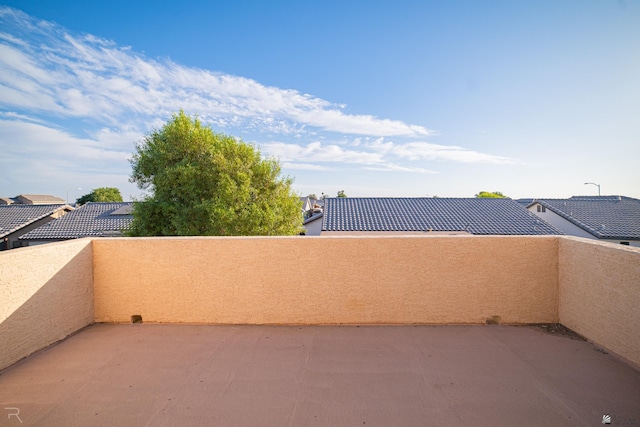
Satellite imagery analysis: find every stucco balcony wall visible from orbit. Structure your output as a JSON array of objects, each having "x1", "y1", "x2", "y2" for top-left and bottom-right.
[
  {"x1": 92, "y1": 236, "x2": 559, "y2": 325},
  {"x1": 559, "y1": 237, "x2": 640, "y2": 367},
  {"x1": 1, "y1": 235, "x2": 639, "y2": 372},
  {"x1": 0, "y1": 239, "x2": 93, "y2": 369}
]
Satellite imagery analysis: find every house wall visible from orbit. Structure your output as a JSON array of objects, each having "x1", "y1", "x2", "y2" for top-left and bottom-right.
[
  {"x1": 21, "y1": 239, "x2": 69, "y2": 246},
  {"x1": 529, "y1": 205, "x2": 640, "y2": 247},
  {"x1": 0, "y1": 239, "x2": 94, "y2": 370},
  {"x1": 528, "y1": 205, "x2": 595, "y2": 239},
  {"x1": 558, "y1": 237, "x2": 640, "y2": 368},
  {"x1": 303, "y1": 217, "x2": 323, "y2": 236},
  {"x1": 92, "y1": 236, "x2": 559, "y2": 325}
]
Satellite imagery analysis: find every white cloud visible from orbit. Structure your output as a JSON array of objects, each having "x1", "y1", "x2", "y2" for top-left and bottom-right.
[
  {"x1": 0, "y1": 6, "x2": 518, "y2": 197},
  {"x1": 365, "y1": 139, "x2": 515, "y2": 164},
  {"x1": 0, "y1": 119, "x2": 131, "y2": 167},
  {"x1": 0, "y1": 7, "x2": 433, "y2": 137},
  {"x1": 0, "y1": 31, "x2": 28, "y2": 47},
  {"x1": 0, "y1": 111, "x2": 52, "y2": 126},
  {"x1": 260, "y1": 137, "x2": 515, "y2": 175},
  {"x1": 261, "y1": 141, "x2": 384, "y2": 165},
  {"x1": 363, "y1": 164, "x2": 437, "y2": 174},
  {"x1": 91, "y1": 127, "x2": 145, "y2": 151},
  {"x1": 281, "y1": 162, "x2": 332, "y2": 171}
]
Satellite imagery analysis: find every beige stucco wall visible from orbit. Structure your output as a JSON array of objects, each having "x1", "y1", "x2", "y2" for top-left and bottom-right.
[
  {"x1": 558, "y1": 237, "x2": 640, "y2": 367},
  {"x1": 0, "y1": 239, "x2": 93, "y2": 370},
  {"x1": 93, "y1": 236, "x2": 559, "y2": 325},
  {"x1": 3, "y1": 235, "x2": 639, "y2": 370}
]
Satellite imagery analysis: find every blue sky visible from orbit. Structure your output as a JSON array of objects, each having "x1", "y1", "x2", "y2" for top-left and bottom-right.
[{"x1": 1, "y1": 1, "x2": 638, "y2": 201}]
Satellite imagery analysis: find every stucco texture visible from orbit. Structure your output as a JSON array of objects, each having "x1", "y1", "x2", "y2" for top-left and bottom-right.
[
  {"x1": 559, "y1": 237, "x2": 640, "y2": 367},
  {"x1": 0, "y1": 239, "x2": 93, "y2": 369},
  {"x1": 92, "y1": 236, "x2": 559, "y2": 325}
]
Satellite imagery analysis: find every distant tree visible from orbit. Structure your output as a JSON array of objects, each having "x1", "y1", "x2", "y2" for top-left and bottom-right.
[
  {"x1": 93, "y1": 187, "x2": 123, "y2": 202},
  {"x1": 76, "y1": 187, "x2": 123, "y2": 204},
  {"x1": 337, "y1": 190, "x2": 347, "y2": 198},
  {"x1": 128, "y1": 111, "x2": 303, "y2": 236},
  {"x1": 475, "y1": 191, "x2": 507, "y2": 198},
  {"x1": 307, "y1": 194, "x2": 318, "y2": 200}
]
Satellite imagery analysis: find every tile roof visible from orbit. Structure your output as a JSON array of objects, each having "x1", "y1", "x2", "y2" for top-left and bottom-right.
[
  {"x1": 322, "y1": 198, "x2": 563, "y2": 235},
  {"x1": 529, "y1": 196, "x2": 640, "y2": 240},
  {"x1": 303, "y1": 211, "x2": 323, "y2": 225},
  {"x1": 15, "y1": 194, "x2": 66, "y2": 204},
  {"x1": 0, "y1": 204, "x2": 72, "y2": 238},
  {"x1": 20, "y1": 202, "x2": 133, "y2": 240},
  {"x1": 515, "y1": 198, "x2": 535, "y2": 206}
]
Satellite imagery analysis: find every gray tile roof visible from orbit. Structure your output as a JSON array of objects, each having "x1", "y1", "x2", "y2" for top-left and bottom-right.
[
  {"x1": 303, "y1": 211, "x2": 323, "y2": 225},
  {"x1": 322, "y1": 198, "x2": 563, "y2": 235},
  {"x1": 0, "y1": 205, "x2": 71, "y2": 238},
  {"x1": 529, "y1": 196, "x2": 640, "y2": 240},
  {"x1": 20, "y1": 202, "x2": 133, "y2": 240},
  {"x1": 515, "y1": 198, "x2": 535, "y2": 207}
]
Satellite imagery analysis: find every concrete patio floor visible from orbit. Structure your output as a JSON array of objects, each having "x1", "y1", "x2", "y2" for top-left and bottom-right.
[{"x1": 1, "y1": 324, "x2": 639, "y2": 427}]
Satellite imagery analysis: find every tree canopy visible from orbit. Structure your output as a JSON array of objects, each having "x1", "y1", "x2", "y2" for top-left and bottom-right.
[
  {"x1": 475, "y1": 191, "x2": 508, "y2": 198},
  {"x1": 337, "y1": 190, "x2": 347, "y2": 198},
  {"x1": 128, "y1": 111, "x2": 303, "y2": 236},
  {"x1": 76, "y1": 187, "x2": 123, "y2": 204}
]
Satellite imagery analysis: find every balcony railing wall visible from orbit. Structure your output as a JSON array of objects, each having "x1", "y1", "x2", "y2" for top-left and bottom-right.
[
  {"x1": 93, "y1": 236, "x2": 559, "y2": 325},
  {"x1": 558, "y1": 237, "x2": 640, "y2": 367},
  {"x1": 0, "y1": 239, "x2": 93, "y2": 369},
  {"x1": 1, "y1": 235, "x2": 638, "y2": 370}
]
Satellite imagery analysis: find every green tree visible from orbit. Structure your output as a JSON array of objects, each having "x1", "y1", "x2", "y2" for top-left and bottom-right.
[
  {"x1": 337, "y1": 190, "x2": 347, "y2": 198},
  {"x1": 128, "y1": 111, "x2": 303, "y2": 236},
  {"x1": 76, "y1": 187, "x2": 123, "y2": 204},
  {"x1": 307, "y1": 194, "x2": 318, "y2": 200},
  {"x1": 475, "y1": 191, "x2": 508, "y2": 198}
]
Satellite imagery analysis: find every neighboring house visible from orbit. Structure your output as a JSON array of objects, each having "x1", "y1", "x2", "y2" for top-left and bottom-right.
[
  {"x1": 303, "y1": 211, "x2": 324, "y2": 236},
  {"x1": 20, "y1": 202, "x2": 133, "y2": 245},
  {"x1": 301, "y1": 196, "x2": 324, "y2": 235},
  {"x1": 300, "y1": 197, "x2": 314, "y2": 213},
  {"x1": 300, "y1": 197, "x2": 323, "y2": 216},
  {"x1": 321, "y1": 197, "x2": 563, "y2": 236},
  {"x1": 0, "y1": 204, "x2": 73, "y2": 250},
  {"x1": 526, "y1": 196, "x2": 640, "y2": 247},
  {"x1": 0, "y1": 194, "x2": 66, "y2": 205},
  {"x1": 514, "y1": 198, "x2": 534, "y2": 207}
]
